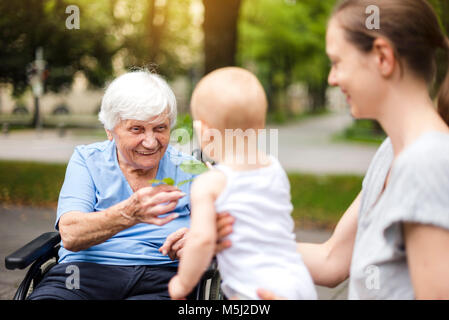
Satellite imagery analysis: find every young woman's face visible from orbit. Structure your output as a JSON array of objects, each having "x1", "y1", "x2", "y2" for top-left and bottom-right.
[
  {"x1": 107, "y1": 115, "x2": 171, "y2": 171},
  {"x1": 326, "y1": 18, "x2": 384, "y2": 119}
]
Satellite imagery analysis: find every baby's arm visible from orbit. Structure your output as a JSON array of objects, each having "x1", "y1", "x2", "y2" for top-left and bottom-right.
[{"x1": 168, "y1": 170, "x2": 226, "y2": 299}]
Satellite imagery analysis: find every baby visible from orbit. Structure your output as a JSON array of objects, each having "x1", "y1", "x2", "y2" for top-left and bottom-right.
[{"x1": 168, "y1": 67, "x2": 317, "y2": 300}]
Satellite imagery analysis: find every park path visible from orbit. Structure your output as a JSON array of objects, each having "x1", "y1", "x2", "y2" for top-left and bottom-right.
[
  {"x1": 0, "y1": 111, "x2": 379, "y2": 174},
  {"x1": 272, "y1": 111, "x2": 378, "y2": 174}
]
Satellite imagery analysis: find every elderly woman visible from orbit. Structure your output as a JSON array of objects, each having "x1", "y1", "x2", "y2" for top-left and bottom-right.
[{"x1": 29, "y1": 70, "x2": 195, "y2": 300}]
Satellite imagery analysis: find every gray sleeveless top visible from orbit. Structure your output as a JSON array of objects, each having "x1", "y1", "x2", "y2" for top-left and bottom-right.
[{"x1": 348, "y1": 132, "x2": 449, "y2": 299}]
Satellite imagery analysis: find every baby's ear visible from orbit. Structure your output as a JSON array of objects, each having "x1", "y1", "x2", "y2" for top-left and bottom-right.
[
  {"x1": 193, "y1": 120, "x2": 210, "y2": 135},
  {"x1": 193, "y1": 120, "x2": 201, "y2": 131}
]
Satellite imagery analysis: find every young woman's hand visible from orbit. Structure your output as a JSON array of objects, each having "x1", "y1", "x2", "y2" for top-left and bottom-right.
[
  {"x1": 256, "y1": 288, "x2": 286, "y2": 300},
  {"x1": 215, "y1": 212, "x2": 234, "y2": 253}
]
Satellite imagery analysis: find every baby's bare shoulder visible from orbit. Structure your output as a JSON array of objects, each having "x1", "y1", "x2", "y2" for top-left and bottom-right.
[{"x1": 191, "y1": 169, "x2": 227, "y2": 200}]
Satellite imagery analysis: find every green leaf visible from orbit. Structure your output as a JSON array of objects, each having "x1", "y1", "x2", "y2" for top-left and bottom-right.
[
  {"x1": 148, "y1": 179, "x2": 164, "y2": 185},
  {"x1": 179, "y1": 160, "x2": 208, "y2": 175},
  {"x1": 149, "y1": 177, "x2": 175, "y2": 186},
  {"x1": 176, "y1": 178, "x2": 194, "y2": 187},
  {"x1": 162, "y1": 177, "x2": 175, "y2": 186}
]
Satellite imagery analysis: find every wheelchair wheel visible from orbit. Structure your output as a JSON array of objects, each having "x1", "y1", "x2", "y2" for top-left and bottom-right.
[
  {"x1": 208, "y1": 272, "x2": 224, "y2": 300},
  {"x1": 26, "y1": 258, "x2": 58, "y2": 299}
]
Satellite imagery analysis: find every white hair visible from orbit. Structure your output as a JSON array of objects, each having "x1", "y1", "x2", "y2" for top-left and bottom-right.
[{"x1": 98, "y1": 70, "x2": 177, "y2": 130}]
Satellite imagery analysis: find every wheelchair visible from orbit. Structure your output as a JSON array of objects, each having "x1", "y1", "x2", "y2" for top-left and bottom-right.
[
  {"x1": 4, "y1": 148, "x2": 223, "y2": 300},
  {"x1": 5, "y1": 231, "x2": 224, "y2": 300},
  {"x1": 5, "y1": 149, "x2": 225, "y2": 300}
]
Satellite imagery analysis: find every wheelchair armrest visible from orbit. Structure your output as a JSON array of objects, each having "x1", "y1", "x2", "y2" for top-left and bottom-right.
[{"x1": 5, "y1": 232, "x2": 61, "y2": 270}]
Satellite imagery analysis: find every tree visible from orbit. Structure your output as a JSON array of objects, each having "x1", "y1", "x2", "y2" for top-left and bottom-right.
[
  {"x1": 0, "y1": 0, "x2": 117, "y2": 127},
  {"x1": 203, "y1": 0, "x2": 242, "y2": 74},
  {"x1": 237, "y1": 0, "x2": 336, "y2": 114},
  {"x1": 0, "y1": 0, "x2": 116, "y2": 96},
  {"x1": 429, "y1": 0, "x2": 449, "y2": 93},
  {"x1": 0, "y1": 0, "x2": 203, "y2": 126},
  {"x1": 119, "y1": 0, "x2": 201, "y2": 80}
]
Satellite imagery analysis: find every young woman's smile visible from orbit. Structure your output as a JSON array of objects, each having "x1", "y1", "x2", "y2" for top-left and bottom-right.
[{"x1": 326, "y1": 18, "x2": 385, "y2": 119}]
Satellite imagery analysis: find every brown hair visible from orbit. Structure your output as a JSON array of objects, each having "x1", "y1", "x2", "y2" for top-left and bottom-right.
[{"x1": 332, "y1": 0, "x2": 449, "y2": 125}]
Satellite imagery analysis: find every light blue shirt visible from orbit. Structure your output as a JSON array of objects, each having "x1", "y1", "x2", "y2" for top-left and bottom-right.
[{"x1": 56, "y1": 140, "x2": 196, "y2": 266}]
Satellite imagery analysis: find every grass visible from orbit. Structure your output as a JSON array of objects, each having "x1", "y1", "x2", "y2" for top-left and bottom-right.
[
  {"x1": 0, "y1": 160, "x2": 363, "y2": 230},
  {"x1": 333, "y1": 119, "x2": 386, "y2": 145},
  {"x1": 0, "y1": 160, "x2": 67, "y2": 207},
  {"x1": 289, "y1": 173, "x2": 362, "y2": 230}
]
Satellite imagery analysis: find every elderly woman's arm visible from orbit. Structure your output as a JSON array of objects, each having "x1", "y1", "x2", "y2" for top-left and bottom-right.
[{"x1": 59, "y1": 184, "x2": 185, "y2": 252}]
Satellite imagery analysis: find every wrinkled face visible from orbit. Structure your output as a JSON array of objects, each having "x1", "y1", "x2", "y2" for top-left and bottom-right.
[
  {"x1": 326, "y1": 18, "x2": 383, "y2": 119},
  {"x1": 107, "y1": 115, "x2": 171, "y2": 170}
]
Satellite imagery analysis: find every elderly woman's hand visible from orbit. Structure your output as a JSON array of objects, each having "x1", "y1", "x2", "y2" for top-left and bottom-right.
[
  {"x1": 122, "y1": 184, "x2": 186, "y2": 226},
  {"x1": 159, "y1": 227, "x2": 188, "y2": 260}
]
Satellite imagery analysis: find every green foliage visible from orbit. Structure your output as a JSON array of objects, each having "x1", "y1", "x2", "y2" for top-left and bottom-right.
[
  {"x1": 149, "y1": 159, "x2": 207, "y2": 187},
  {"x1": 0, "y1": 160, "x2": 66, "y2": 206},
  {"x1": 238, "y1": 0, "x2": 336, "y2": 111},
  {"x1": 114, "y1": 0, "x2": 201, "y2": 80},
  {"x1": 149, "y1": 177, "x2": 176, "y2": 186},
  {"x1": 172, "y1": 113, "x2": 194, "y2": 144},
  {"x1": 334, "y1": 119, "x2": 386, "y2": 145},
  {"x1": 0, "y1": 0, "x2": 116, "y2": 96},
  {"x1": 179, "y1": 159, "x2": 208, "y2": 174},
  {"x1": 428, "y1": 0, "x2": 449, "y2": 33},
  {"x1": 288, "y1": 172, "x2": 363, "y2": 229},
  {"x1": 0, "y1": 0, "x2": 202, "y2": 96},
  {"x1": 428, "y1": 0, "x2": 449, "y2": 94}
]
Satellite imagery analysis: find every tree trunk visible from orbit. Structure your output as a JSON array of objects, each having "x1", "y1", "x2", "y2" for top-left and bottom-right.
[
  {"x1": 309, "y1": 82, "x2": 327, "y2": 113},
  {"x1": 31, "y1": 96, "x2": 41, "y2": 129},
  {"x1": 203, "y1": 0, "x2": 242, "y2": 74},
  {"x1": 148, "y1": 0, "x2": 169, "y2": 65}
]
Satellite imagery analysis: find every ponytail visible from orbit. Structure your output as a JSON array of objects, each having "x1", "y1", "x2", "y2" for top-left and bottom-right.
[{"x1": 437, "y1": 37, "x2": 449, "y2": 125}]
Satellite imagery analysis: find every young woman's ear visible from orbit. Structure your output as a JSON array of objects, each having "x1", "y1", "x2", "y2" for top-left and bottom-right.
[{"x1": 372, "y1": 37, "x2": 396, "y2": 78}]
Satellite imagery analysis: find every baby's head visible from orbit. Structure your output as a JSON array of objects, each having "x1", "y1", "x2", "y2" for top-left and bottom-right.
[{"x1": 191, "y1": 67, "x2": 267, "y2": 132}]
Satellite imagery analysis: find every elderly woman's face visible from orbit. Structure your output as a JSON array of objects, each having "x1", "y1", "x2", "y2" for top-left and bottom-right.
[{"x1": 108, "y1": 115, "x2": 171, "y2": 170}]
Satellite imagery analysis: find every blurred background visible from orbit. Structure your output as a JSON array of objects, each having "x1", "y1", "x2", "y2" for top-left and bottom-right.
[
  {"x1": 0, "y1": 0, "x2": 339, "y2": 126},
  {"x1": 0, "y1": 0, "x2": 448, "y2": 299},
  {"x1": 0, "y1": 0, "x2": 447, "y2": 133}
]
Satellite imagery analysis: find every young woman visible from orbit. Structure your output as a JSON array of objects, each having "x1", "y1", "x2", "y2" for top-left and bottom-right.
[{"x1": 213, "y1": 0, "x2": 449, "y2": 299}]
